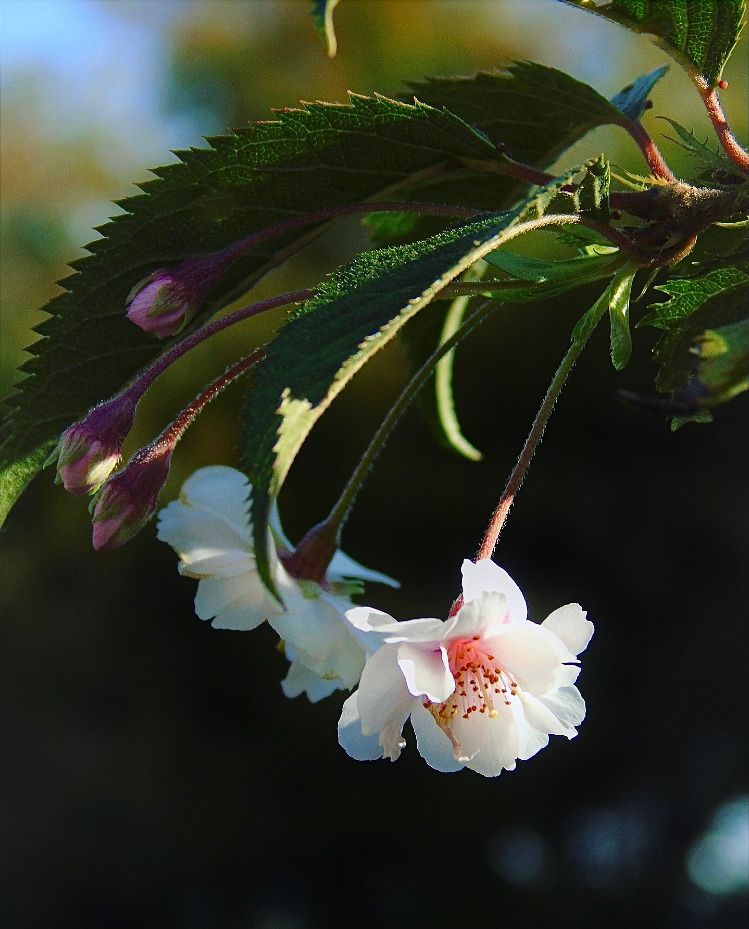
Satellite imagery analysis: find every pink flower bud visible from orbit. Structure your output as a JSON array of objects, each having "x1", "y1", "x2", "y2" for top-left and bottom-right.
[
  {"x1": 125, "y1": 271, "x2": 197, "y2": 339},
  {"x1": 91, "y1": 445, "x2": 172, "y2": 551},
  {"x1": 51, "y1": 395, "x2": 136, "y2": 496}
]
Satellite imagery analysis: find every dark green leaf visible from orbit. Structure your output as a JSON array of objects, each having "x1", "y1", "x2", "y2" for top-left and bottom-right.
[
  {"x1": 0, "y1": 93, "x2": 506, "y2": 526},
  {"x1": 0, "y1": 442, "x2": 54, "y2": 529},
  {"x1": 654, "y1": 280, "x2": 749, "y2": 394},
  {"x1": 694, "y1": 317, "x2": 749, "y2": 404},
  {"x1": 610, "y1": 65, "x2": 669, "y2": 119},
  {"x1": 407, "y1": 61, "x2": 624, "y2": 163},
  {"x1": 562, "y1": 0, "x2": 746, "y2": 85},
  {"x1": 638, "y1": 265, "x2": 749, "y2": 329},
  {"x1": 243, "y1": 168, "x2": 587, "y2": 598}
]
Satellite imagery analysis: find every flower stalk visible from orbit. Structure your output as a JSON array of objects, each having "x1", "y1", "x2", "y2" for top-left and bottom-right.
[{"x1": 92, "y1": 351, "x2": 261, "y2": 550}]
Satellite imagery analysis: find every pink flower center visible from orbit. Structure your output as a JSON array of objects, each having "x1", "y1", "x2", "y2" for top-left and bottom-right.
[{"x1": 423, "y1": 635, "x2": 517, "y2": 727}]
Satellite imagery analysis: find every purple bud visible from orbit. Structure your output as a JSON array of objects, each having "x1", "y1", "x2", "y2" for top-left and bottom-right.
[
  {"x1": 51, "y1": 395, "x2": 137, "y2": 496},
  {"x1": 91, "y1": 445, "x2": 172, "y2": 551},
  {"x1": 125, "y1": 271, "x2": 198, "y2": 339}
]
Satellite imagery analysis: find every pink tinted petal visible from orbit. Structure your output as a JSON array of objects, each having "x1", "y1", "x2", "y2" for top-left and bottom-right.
[
  {"x1": 542, "y1": 604, "x2": 594, "y2": 657},
  {"x1": 356, "y1": 644, "x2": 415, "y2": 736},
  {"x1": 338, "y1": 692, "x2": 384, "y2": 761},
  {"x1": 461, "y1": 559, "x2": 527, "y2": 622},
  {"x1": 396, "y1": 643, "x2": 453, "y2": 702},
  {"x1": 410, "y1": 704, "x2": 464, "y2": 773}
]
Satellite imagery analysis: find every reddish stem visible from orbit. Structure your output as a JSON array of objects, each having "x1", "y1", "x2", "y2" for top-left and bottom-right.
[
  {"x1": 128, "y1": 289, "x2": 313, "y2": 401},
  {"x1": 159, "y1": 351, "x2": 264, "y2": 450},
  {"x1": 694, "y1": 78, "x2": 749, "y2": 172},
  {"x1": 618, "y1": 118, "x2": 676, "y2": 182}
]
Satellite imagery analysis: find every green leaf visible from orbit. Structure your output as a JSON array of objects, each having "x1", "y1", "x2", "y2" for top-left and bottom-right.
[
  {"x1": 654, "y1": 280, "x2": 749, "y2": 395},
  {"x1": 610, "y1": 65, "x2": 669, "y2": 119},
  {"x1": 243, "y1": 168, "x2": 587, "y2": 599},
  {"x1": 693, "y1": 317, "x2": 749, "y2": 405},
  {"x1": 608, "y1": 271, "x2": 635, "y2": 370},
  {"x1": 483, "y1": 249, "x2": 623, "y2": 296},
  {"x1": 671, "y1": 410, "x2": 713, "y2": 430},
  {"x1": 562, "y1": 0, "x2": 746, "y2": 85},
  {"x1": 0, "y1": 441, "x2": 54, "y2": 529},
  {"x1": 311, "y1": 0, "x2": 342, "y2": 57},
  {"x1": 407, "y1": 61, "x2": 625, "y2": 163},
  {"x1": 572, "y1": 264, "x2": 638, "y2": 346},
  {"x1": 638, "y1": 265, "x2": 749, "y2": 329},
  {"x1": 576, "y1": 153, "x2": 611, "y2": 222},
  {"x1": 0, "y1": 93, "x2": 506, "y2": 527},
  {"x1": 657, "y1": 116, "x2": 734, "y2": 171},
  {"x1": 433, "y1": 290, "x2": 483, "y2": 463}
]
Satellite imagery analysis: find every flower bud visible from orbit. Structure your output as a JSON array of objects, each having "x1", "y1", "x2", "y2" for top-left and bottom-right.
[
  {"x1": 125, "y1": 271, "x2": 198, "y2": 339},
  {"x1": 91, "y1": 445, "x2": 172, "y2": 551},
  {"x1": 51, "y1": 395, "x2": 137, "y2": 495}
]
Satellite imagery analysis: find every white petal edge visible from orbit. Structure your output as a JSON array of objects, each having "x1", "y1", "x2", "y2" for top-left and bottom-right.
[
  {"x1": 338, "y1": 692, "x2": 384, "y2": 761},
  {"x1": 461, "y1": 559, "x2": 527, "y2": 622},
  {"x1": 396, "y1": 642, "x2": 454, "y2": 702},
  {"x1": 410, "y1": 704, "x2": 464, "y2": 773},
  {"x1": 542, "y1": 603, "x2": 594, "y2": 657}
]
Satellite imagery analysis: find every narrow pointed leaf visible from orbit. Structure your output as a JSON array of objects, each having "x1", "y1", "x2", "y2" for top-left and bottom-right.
[
  {"x1": 243, "y1": 168, "x2": 589, "y2": 598},
  {"x1": 609, "y1": 270, "x2": 636, "y2": 370}
]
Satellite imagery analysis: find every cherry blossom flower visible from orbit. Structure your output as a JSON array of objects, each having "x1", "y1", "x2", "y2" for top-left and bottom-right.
[
  {"x1": 157, "y1": 465, "x2": 397, "y2": 700},
  {"x1": 338, "y1": 559, "x2": 593, "y2": 776}
]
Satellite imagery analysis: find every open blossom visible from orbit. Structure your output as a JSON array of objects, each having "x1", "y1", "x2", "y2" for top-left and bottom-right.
[
  {"x1": 338, "y1": 559, "x2": 593, "y2": 776},
  {"x1": 157, "y1": 466, "x2": 397, "y2": 700}
]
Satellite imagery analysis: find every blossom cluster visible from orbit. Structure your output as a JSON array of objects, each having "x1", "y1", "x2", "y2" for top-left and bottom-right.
[{"x1": 157, "y1": 466, "x2": 594, "y2": 776}]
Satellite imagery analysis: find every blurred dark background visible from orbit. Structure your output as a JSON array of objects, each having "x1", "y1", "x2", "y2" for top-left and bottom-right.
[{"x1": 1, "y1": 2, "x2": 747, "y2": 928}]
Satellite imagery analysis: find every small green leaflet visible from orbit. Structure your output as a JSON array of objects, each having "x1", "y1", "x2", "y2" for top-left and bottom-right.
[
  {"x1": 311, "y1": 0, "x2": 342, "y2": 57},
  {"x1": 653, "y1": 279, "x2": 749, "y2": 396},
  {"x1": 562, "y1": 0, "x2": 746, "y2": 86},
  {"x1": 243, "y1": 166, "x2": 589, "y2": 599},
  {"x1": 657, "y1": 116, "x2": 734, "y2": 171},
  {"x1": 638, "y1": 266, "x2": 749, "y2": 329},
  {"x1": 694, "y1": 317, "x2": 749, "y2": 405},
  {"x1": 0, "y1": 93, "x2": 506, "y2": 528}
]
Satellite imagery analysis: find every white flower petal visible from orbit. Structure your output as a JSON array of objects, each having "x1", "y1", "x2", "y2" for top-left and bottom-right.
[
  {"x1": 490, "y1": 623, "x2": 573, "y2": 694},
  {"x1": 157, "y1": 505, "x2": 251, "y2": 572},
  {"x1": 538, "y1": 684, "x2": 586, "y2": 731},
  {"x1": 517, "y1": 724, "x2": 550, "y2": 761},
  {"x1": 338, "y1": 692, "x2": 384, "y2": 761},
  {"x1": 463, "y1": 698, "x2": 522, "y2": 777},
  {"x1": 281, "y1": 661, "x2": 343, "y2": 703},
  {"x1": 396, "y1": 642, "x2": 454, "y2": 702},
  {"x1": 344, "y1": 606, "x2": 400, "y2": 653},
  {"x1": 518, "y1": 690, "x2": 571, "y2": 738},
  {"x1": 410, "y1": 704, "x2": 464, "y2": 773},
  {"x1": 542, "y1": 603, "x2": 594, "y2": 657},
  {"x1": 179, "y1": 466, "x2": 252, "y2": 532},
  {"x1": 194, "y1": 575, "x2": 275, "y2": 630},
  {"x1": 328, "y1": 550, "x2": 399, "y2": 587},
  {"x1": 448, "y1": 591, "x2": 509, "y2": 640},
  {"x1": 461, "y1": 559, "x2": 527, "y2": 622},
  {"x1": 356, "y1": 643, "x2": 415, "y2": 736}
]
